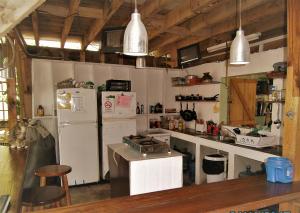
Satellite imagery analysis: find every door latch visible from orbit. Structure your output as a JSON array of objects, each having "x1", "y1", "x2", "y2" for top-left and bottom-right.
[{"x1": 286, "y1": 111, "x2": 295, "y2": 120}]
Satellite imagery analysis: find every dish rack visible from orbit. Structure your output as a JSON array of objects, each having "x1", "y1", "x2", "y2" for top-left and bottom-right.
[{"x1": 235, "y1": 134, "x2": 277, "y2": 148}]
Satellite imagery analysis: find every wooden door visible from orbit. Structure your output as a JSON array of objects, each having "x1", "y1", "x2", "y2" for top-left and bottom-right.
[{"x1": 229, "y1": 78, "x2": 257, "y2": 126}]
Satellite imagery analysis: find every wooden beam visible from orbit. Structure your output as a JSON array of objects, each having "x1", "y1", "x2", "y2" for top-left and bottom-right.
[
  {"x1": 122, "y1": 0, "x2": 174, "y2": 26},
  {"x1": 158, "y1": 1, "x2": 286, "y2": 55},
  {"x1": 149, "y1": 0, "x2": 285, "y2": 50},
  {"x1": 288, "y1": 0, "x2": 300, "y2": 95},
  {"x1": 148, "y1": 0, "x2": 224, "y2": 40},
  {"x1": 38, "y1": 4, "x2": 103, "y2": 19},
  {"x1": 82, "y1": 0, "x2": 124, "y2": 50},
  {"x1": 31, "y1": 11, "x2": 39, "y2": 47},
  {"x1": 61, "y1": 0, "x2": 81, "y2": 48},
  {"x1": 283, "y1": 0, "x2": 300, "y2": 178},
  {"x1": 150, "y1": 0, "x2": 276, "y2": 50},
  {"x1": 7, "y1": 75, "x2": 17, "y2": 130},
  {"x1": 80, "y1": 50, "x2": 85, "y2": 62}
]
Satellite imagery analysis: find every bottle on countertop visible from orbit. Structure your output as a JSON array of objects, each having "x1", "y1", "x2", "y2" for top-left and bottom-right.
[
  {"x1": 136, "y1": 102, "x2": 140, "y2": 114},
  {"x1": 178, "y1": 118, "x2": 185, "y2": 131},
  {"x1": 169, "y1": 118, "x2": 175, "y2": 130},
  {"x1": 141, "y1": 104, "x2": 144, "y2": 114}
]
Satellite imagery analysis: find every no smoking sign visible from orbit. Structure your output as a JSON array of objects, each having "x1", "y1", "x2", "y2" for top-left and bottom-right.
[{"x1": 104, "y1": 101, "x2": 112, "y2": 109}]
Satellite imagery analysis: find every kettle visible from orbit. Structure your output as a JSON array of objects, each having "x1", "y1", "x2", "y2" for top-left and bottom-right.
[{"x1": 154, "y1": 103, "x2": 163, "y2": 113}]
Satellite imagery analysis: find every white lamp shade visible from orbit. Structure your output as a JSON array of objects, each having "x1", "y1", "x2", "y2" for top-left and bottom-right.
[
  {"x1": 123, "y1": 12, "x2": 148, "y2": 56},
  {"x1": 230, "y1": 29, "x2": 250, "y2": 65}
]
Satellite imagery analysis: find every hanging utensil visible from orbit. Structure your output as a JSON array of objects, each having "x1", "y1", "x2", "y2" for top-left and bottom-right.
[
  {"x1": 182, "y1": 103, "x2": 194, "y2": 121},
  {"x1": 273, "y1": 103, "x2": 281, "y2": 129},
  {"x1": 180, "y1": 102, "x2": 184, "y2": 117},
  {"x1": 192, "y1": 102, "x2": 197, "y2": 120}
]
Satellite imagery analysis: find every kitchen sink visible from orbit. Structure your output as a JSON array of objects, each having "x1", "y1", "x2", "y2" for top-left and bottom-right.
[{"x1": 199, "y1": 135, "x2": 235, "y2": 143}]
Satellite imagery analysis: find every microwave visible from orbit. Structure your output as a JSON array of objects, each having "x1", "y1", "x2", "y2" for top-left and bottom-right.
[{"x1": 106, "y1": 80, "x2": 131, "y2": 91}]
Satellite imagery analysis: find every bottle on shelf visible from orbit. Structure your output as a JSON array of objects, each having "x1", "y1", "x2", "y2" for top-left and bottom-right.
[
  {"x1": 37, "y1": 105, "x2": 45, "y2": 117},
  {"x1": 141, "y1": 104, "x2": 144, "y2": 114},
  {"x1": 136, "y1": 102, "x2": 140, "y2": 114}
]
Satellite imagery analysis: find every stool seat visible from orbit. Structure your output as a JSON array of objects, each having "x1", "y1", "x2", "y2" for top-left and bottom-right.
[
  {"x1": 22, "y1": 186, "x2": 66, "y2": 206},
  {"x1": 35, "y1": 165, "x2": 72, "y2": 177}
]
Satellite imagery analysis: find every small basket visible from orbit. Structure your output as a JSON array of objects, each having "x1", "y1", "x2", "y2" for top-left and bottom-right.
[{"x1": 235, "y1": 134, "x2": 276, "y2": 148}]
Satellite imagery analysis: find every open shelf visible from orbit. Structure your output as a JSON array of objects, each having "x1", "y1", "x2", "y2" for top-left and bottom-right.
[
  {"x1": 175, "y1": 100, "x2": 219, "y2": 103},
  {"x1": 172, "y1": 81, "x2": 220, "y2": 87},
  {"x1": 256, "y1": 100, "x2": 285, "y2": 103},
  {"x1": 137, "y1": 113, "x2": 179, "y2": 117}
]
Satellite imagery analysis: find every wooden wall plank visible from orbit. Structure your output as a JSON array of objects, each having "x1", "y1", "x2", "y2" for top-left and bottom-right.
[{"x1": 61, "y1": 0, "x2": 81, "y2": 48}]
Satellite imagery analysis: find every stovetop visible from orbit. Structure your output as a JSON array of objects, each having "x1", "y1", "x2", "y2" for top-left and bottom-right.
[{"x1": 123, "y1": 135, "x2": 170, "y2": 154}]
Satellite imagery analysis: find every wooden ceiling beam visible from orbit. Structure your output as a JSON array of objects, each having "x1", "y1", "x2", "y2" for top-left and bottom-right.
[
  {"x1": 150, "y1": 0, "x2": 273, "y2": 51},
  {"x1": 82, "y1": 0, "x2": 124, "y2": 50},
  {"x1": 61, "y1": 0, "x2": 81, "y2": 48},
  {"x1": 38, "y1": 4, "x2": 103, "y2": 19},
  {"x1": 148, "y1": 0, "x2": 224, "y2": 40},
  {"x1": 31, "y1": 11, "x2": 39, "y2": 46},
  {"x1": 155, "y1": 0, "x2": 286, "y2": 54},
  {"x1": 160, "y1": 13, "x2": 286, "y2": 57},
  {"x1": 122, "y1": 0, "x2": 174, "y2": 26}
]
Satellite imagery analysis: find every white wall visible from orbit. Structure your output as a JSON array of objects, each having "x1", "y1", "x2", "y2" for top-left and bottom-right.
[
  {"x1": 32, "y1": 59, "x2": 170, "y2": 134},
  {"x1": 165, "y1": 47, "x2": 287, "y2": 136},
  {"x1": 32, "y1": 47, "x2": 287, "y2": 136}
]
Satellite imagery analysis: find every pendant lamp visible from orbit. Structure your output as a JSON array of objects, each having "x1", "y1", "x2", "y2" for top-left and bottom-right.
[
  {"x1": 136, "y1": 57, "x2": 146, "y2": 68},
  {"x1": 230, "y1": 0, "x2": 250, "y2": 65},
  {"x1": 123, "y1": 0, "x2": 148, "y2": 56}
]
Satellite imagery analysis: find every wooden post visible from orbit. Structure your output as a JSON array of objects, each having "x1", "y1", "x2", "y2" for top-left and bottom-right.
[
  {"x1": 280, "y1": 0, "x2": 300, "y2": 211},
  {"x1": 80, "y1": 50, "x2": 86, "y2": 62},
  {"x1": 99, "y1": 50, "x2": 105, "y2": 63},
  {"x1": 168, "y1": 48, "x2": 178, "y2": 68},
  {"x1": 7, "y1": 73, "x2": 17, "y2": 130}
]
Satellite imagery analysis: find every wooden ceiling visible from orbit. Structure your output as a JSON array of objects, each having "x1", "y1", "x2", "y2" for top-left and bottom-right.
[{"x1": 17, "y1": 0, "x2": 287, "y2": 62}]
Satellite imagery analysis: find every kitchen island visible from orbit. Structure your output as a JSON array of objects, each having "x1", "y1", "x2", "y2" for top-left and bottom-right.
[
  {"x1": 161, "y1": 128, "x2": 281, "y2": 184},
  {"x1": 108, "y1": 143, "x2": 183, "y2": 197}
]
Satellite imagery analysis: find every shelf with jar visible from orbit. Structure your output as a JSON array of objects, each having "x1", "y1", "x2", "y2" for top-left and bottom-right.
[{"x1": 172, "y1": 72, "x2": 220, "y2": 87}]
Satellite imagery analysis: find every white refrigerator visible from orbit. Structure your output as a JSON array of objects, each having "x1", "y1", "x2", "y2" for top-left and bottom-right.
[
  {"x1": 99, "y1": 91, "x2": 136, "y2": 179},
  {"x1": 57, "y1": 88, "x2": 99, "y2": 185}
]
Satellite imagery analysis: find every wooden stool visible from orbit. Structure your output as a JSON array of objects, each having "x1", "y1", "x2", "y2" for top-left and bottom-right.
[
  {"x1": 35, "y1": 165, "x2": 72, "y2": 206},
  {"x1": 22, "y1": 186, "x2": 65, "y2": 211}
]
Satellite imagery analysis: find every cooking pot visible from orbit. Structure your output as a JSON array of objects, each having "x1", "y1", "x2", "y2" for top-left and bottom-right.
[{"x1": 185, "y1": 75, "x2": 200, "y2": 85}]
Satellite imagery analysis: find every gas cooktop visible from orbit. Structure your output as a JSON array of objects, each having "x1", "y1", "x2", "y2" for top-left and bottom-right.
[{"x1": 123, "y1": 135, "x2": 170, "y2": 154}]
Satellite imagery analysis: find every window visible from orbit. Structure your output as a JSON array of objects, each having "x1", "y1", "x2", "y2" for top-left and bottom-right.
[
  {"x1": 178, "y1": 44, "x2": 200, "y2": 67},
  {"x1": 0, "y1": 77, "x2": 8, "y2": 122}
]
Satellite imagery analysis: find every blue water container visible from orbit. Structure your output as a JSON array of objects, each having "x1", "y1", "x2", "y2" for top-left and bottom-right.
[{"x1": 265, "y1": 157, "x2": 293, "y2": 183}]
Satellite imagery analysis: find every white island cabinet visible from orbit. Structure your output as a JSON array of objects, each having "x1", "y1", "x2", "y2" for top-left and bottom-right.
[{"x1": 107, "y1": 144, "x2": 183, "y2": 197}]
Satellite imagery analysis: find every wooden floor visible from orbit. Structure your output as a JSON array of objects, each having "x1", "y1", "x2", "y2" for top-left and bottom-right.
[{"x1": 70, "y1": 183, "x2": 111, "y2": 205}]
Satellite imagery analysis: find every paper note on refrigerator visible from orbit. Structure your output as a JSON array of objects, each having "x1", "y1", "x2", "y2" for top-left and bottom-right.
[
  {"x1": 71, "y1": 96, "x2": 84, "y2": 112},
  {"x1": 57, "y1": 93, "x2": 72, "y2": 110},
  {"x1": 116, "y1": 95, "x2": 132, "y2": 108}
]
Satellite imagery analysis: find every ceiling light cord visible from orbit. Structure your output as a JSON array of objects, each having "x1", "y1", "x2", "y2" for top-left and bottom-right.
[
  {"x1": 134, "y1": 0, "x2": 138, "y2": 13},
  {"x1": 239, "y1": 0, "x2": 242, "y2": 30}
]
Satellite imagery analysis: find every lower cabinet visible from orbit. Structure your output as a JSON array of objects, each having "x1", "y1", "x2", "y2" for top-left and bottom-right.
[{"x1": 108, "y1": 145, "x2": 183, "y2": 197}]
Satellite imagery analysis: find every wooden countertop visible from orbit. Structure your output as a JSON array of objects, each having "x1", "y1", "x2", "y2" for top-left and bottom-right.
[
  {"x1": 39, "y1": 176, "x2": 300, "y2": 213},
  {"x1": 0, "y1": 146, "x2": 28, "y2": 213}
]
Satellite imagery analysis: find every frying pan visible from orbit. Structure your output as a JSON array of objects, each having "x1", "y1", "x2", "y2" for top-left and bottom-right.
[
  {"x1": 192, "y1": 103, "x2": 197, "y2": 120},
  {"x1": 182, "y1": 103, "x2": 194, "y2": 121}
]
